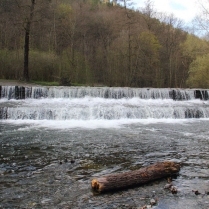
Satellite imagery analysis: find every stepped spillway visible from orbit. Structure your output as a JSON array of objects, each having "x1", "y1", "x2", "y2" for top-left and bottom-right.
[
  {"x1": 1, "y1": 86, "x2": 209, "y2": 100},
  {"x1": 0, "y1": 86, "x2": 209, "y2": 120}
]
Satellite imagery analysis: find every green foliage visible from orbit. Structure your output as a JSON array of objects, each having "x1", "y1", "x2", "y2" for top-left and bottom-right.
[
  {"x1": 56, "y1": 3, "x2": 72, "y2": 19},
  {"x1": 29, "y1": 50, "x2": 59, "y2": 81},
  {"x1": 138, "y1": 31, "x2": 162, "y2": 87},
  {"x1": 59, "y1": 48, "x2": 93, "y2": 85},
  {"x1": 71, "y1": 82, "x2": 86, "y2": 86},
  {"x1": 139, "y1": 31, "x2": 161, "y2": 61},
  {"x1": 0, "y1": 49, "x2": 60, "y2": 82},
  {"x1": 1, "y1": 0, "x2": 209, "y2": 88},
  {"x1": 32, "y1": 81, "x2": 59, "y2": 86},
  {"x1": 0, "y1": 49, "x2": 22, "y2": 79},
  {"x1": 182, "y1": 34, "x2": 209, "y2": 59},
  {"x1": 186, "y1": 54, "x2": 209, "y2": 88},
  {"x1": 90, "y1": 0, "x2": 101, "y2": 6},
  {"x1": 183, "y1": 34, "x2": 209, "y2": 88}
]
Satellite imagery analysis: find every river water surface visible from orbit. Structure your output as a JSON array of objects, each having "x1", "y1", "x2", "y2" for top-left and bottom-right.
[{"x1": 0, "y1": 86, "x2": 209, "y2": 209}]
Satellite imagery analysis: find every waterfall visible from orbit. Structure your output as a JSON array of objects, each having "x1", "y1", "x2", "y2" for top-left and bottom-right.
[
  {"x1": 1, "y1": 86, "x2": 208, "y2": 100},
  {"x1": 0, "y1": 86, "x2": 209, "y2": 120}
]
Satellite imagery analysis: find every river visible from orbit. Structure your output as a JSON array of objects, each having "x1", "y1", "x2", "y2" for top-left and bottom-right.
[{"x1": 0, "y1": 86, "x2": 209, "y2": 209}]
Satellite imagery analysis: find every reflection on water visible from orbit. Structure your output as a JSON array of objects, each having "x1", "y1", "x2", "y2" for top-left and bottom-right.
[{"x1": 0, "y1": 120, "x2": 209, "y2": 209}]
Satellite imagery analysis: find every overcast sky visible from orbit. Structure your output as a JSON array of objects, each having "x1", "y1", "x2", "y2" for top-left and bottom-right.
[{"x1": 133, "y1": 0, "x2": 200, "y2": 24}]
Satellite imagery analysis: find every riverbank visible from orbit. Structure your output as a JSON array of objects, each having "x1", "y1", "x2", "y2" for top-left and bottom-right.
[
  {"x1": 0, "y1": 79, "x2": 41, "y2": 87},
  {"x1": 0, "y1": 79, "x2": 88, "y2": 87}
]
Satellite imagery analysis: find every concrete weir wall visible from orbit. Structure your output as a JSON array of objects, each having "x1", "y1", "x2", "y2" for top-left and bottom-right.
[
  {"x1": 14, "y1": 86, "x2": 25, "y2": 100},
  {"x1": 0, "y1": 86, "x2": 28, "y2": 100},
  {"x1": 0, "y1": 86, "x2": 209, "y2": 120},
  {"x1": 0, "y1": 86, "x2": 209, "y2": 100},
  {"x1": 195, "y1": 90, "x2": 209, "y2": 100}
]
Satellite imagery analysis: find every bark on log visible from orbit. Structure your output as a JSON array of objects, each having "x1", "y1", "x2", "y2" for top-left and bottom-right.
[{"x1": 91, "y1": 161, "x2": 180, "y2": 193}]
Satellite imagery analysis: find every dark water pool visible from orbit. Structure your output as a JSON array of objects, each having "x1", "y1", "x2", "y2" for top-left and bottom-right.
[{"x1": 0, "y1": 120, "x2": 209, "y2": 209}]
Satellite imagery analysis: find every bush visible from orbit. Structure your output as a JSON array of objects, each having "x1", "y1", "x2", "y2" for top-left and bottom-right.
[
  {"x1": 0, "y1": 49, "x2": 23, "y2": 79},
  {"x1": 29, "y1": 50, "x2": 59, "y2": 81},
  {"x1": 0, "y1": 49, "x2": 60, "y2": 82}
]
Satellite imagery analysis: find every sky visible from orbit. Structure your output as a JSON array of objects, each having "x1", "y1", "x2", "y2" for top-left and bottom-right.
[{"x1": 133, "y1": 0, "x2": 200, "y2": 24}]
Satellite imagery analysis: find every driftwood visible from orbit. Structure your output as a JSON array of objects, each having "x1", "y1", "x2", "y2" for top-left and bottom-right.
[{"x1": 91, "y1": 161, "x2": 180, "y2": 193}]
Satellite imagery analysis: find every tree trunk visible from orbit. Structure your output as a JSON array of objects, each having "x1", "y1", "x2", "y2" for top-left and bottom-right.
[
  {"x1": 91, "y1": 161, "x2": 180, "y2": 193},
  {"x1": 23, "y1": 0, "x2": 35, "y2": 82}
]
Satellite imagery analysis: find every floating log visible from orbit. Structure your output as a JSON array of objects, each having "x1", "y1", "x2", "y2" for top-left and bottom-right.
[{"x1": 91, "y1": 161, "x2": 180, "y2": 193}]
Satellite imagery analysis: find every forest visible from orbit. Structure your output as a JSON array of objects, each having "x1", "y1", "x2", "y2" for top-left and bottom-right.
[{"x1": 0, "y1": 0, "x2": 209, "y2": 88}]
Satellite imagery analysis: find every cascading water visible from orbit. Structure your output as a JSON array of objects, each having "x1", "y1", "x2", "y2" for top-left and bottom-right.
[
  {"x1": 0, "y1": 86, "x2": 209, "y2": 120},
  {"x1": 0, "y1": 86, "x2": 201, "y2": 99}
]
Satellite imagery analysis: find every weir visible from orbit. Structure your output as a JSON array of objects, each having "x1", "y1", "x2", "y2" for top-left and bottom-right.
[
  {"x1": 0, "y1": 86, "x2": 209, "y2": 120},
  {"x1": 1, "y1": 86, "x2": 209, "y2": 100}
]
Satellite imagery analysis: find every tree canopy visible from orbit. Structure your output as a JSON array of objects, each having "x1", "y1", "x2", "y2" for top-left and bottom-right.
[{"x1": 0, "y1": 0, "x2": 208, "y2": 88}]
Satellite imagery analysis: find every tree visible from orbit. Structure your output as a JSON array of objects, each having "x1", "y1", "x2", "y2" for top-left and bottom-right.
[
  {"x1": 118, "y1": 0, "x2": 134, "y2": 9},
  {"x1": 194, "y1": 0, "x2": 209, "y2": 37},
  {"x1": 181, "y1": 34, "x2": 209, "y2": 59},
  {"x1": 137, "y1": 31, "x2": 161, "y2": 87},
  {"x1": 14, "y1": 0, "x2": 54, "y2": 81},
  {"x1": 0, "y1": 0, "x2": 199, "y2": 87},
  {"x1": 157, "y1": 14, "x2": 186, "y2": 87},
  {"x1": 23, "y1": 0, "x2": 36, "y2": 81},
  {"x1": 186, "y1": 54, "x2": 209, "y2": 88},
  {"x1": 182, "y1": 33, "x2": 209, "y2": 88}
]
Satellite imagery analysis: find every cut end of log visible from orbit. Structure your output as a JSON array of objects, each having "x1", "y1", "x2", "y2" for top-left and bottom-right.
[
  {"x1": 91, "y1": 179, "x2": 99, "y2": 190},
  {"x1": 91, "y1": 161, "x2": 180, "y2": 193},
  {"x1": 91, "y1": 177, "x2": 107, "y2": 192}
]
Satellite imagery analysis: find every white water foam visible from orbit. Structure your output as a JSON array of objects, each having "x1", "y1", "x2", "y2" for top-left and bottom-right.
[
  {"x1": 1, "y1": 97, "x2": 209, "y2": 120},
  {"x1": 0, "y1": 86, "x2": 199, "y2": 99},
  {"x1": 1, "y1": 96, "x2": 207, "y2": 105},
  {"x1": 2, "y1": 118, "x2": 209, "y2": 130}
]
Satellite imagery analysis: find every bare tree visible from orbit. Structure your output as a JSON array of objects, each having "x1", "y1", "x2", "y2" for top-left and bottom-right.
[
  {"x1": 23, "y1": 0, "x2": 35, "y2": 81},
  {"x1": 193, "y1": 0, "x2": 209, "y2": 37}
]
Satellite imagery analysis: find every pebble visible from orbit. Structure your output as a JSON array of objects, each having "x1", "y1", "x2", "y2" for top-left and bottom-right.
[
  {"x1": 164, "y1": 183, "x2": 172, "y2": 189},
  {"x1": 192, "y1": 190, "x2": 201, "y2": 195},
  {"x1": 48, "y1": 180, "x2": 54, "y2": 184},
  {"x1": 150, "y1": 198, "x2": 157, "y2": 205},
  {"x1": 170, "y1": 186, "x2": 178, "y2": 194},
  {"x1": 55, "y1": 175, "x2": 62, "y2": 180},
  {"x1": 41, "y1": 198, "x2": 51, "y2": 204}
]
